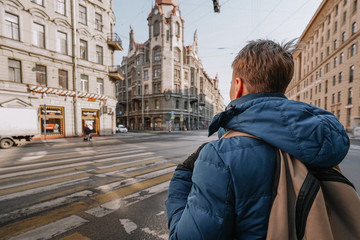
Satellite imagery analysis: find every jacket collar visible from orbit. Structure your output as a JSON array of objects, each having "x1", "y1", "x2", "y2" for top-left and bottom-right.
[{"x1": 208, "y1": 92, "x2": 286, "y2": 136}]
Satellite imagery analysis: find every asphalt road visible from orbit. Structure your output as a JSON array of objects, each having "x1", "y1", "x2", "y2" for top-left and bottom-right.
[{"x1": 0, "y1": 131, "x2": 358, "y2": 240}]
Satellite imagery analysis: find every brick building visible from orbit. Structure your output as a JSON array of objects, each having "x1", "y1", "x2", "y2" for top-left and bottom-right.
[
  {"x1": 286, "y1": 0, "x2": 360, "y2": 130},
  {"x1": 116, "y1": 0, "x2": 225, "y2": 131},
  {"x1": 0, "y1": 0, "x2": 123, "y2": 138}
]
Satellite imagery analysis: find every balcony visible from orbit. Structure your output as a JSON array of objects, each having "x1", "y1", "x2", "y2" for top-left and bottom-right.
[
  {"x1": 199, "y1": 93, "x2": 206, "y2": 106},
  {"x1": 109, "y1": 65, "x2": 124, "y2": 80},
  {"x1": 107, "y1": 33, "x2": 123, "y2": 51}
]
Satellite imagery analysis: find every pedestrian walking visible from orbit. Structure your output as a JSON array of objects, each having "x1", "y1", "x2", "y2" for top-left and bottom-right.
[
  {"x1": 83, "y1": 124, "x2": 91, "y2": 141},
  {"x1": 166, "y1": 39, "x2": 350, "y2": 239}
]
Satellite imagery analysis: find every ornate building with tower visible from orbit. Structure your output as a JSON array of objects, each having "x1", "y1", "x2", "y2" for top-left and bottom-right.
[{"x1": 116, "y1": 0, "x2": 225, "y2": 131}]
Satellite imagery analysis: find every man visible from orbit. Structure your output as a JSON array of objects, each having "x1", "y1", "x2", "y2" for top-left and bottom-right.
[
  {"x1": 84, "y1": 124, "x2": 91, "y2": 141},
  {"x1": 166, "y1": 39, "x2": 350, "y2": 239}
]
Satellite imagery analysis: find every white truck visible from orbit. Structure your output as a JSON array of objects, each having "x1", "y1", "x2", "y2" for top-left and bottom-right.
[{"x1": 0, "y1": 108, "x2": 39, "y2": 149}]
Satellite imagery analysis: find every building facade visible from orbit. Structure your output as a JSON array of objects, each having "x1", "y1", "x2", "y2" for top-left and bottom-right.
[
  {"x1": 116, "y1": 0, "x2": 225, "y2": 131},
  {"x1": 286, "y1": 0, "x2": 360, "y2": 130},
  {"x1": 0, "y1": 0, "x2": 123, "y2": 138}
]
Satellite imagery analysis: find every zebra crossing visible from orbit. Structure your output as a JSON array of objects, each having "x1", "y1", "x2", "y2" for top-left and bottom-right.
[{"x1": 0, "y1": 144, "x2": 175, "y2": 240}]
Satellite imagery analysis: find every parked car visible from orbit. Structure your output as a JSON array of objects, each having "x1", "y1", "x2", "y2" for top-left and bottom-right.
[{"x1": 116, "y1": 124, "x2": 128, "y2": 133}]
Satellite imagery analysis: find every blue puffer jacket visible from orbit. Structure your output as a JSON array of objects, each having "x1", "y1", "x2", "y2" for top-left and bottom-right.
[{"x1": 166, "y1": 93, "x2": 350, "y2": 240}]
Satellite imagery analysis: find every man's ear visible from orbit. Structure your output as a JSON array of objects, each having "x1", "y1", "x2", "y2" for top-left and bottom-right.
[{"x1": 234, "y1": 77, "x2": 244, "y2": 99}]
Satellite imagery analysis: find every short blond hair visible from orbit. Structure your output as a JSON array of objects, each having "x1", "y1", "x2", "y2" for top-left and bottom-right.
[{"x1": 232, "y1": 39, "x2": 297, "y2": 93}]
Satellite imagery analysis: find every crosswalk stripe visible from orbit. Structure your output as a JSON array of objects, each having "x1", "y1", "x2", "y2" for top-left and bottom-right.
[
  {"x1": 0, "y1": 166, "x2": 87, "y2": 184},
  {"x1": 0, "y1": 176, "x2": 90, "y2": 202},
  {"x1": 8, "y1": 215, "x2": 89, "y2": 240},
  {"x1": 0, "y1": 152, "x2": 154, "y2": 180},
  {"x1": 92, "y1": 172, "x2": 174, "y2": 204},
  {"x1": 0, "y1": 149, "x2": 146, "y2": 174},
  {"x1": 0, "y1": 201, "x2": 91, "y2": 240},
  {"x1": 0, "y1": 190, "x2": 93, "y2": 225},
  {"x1": 0, "y1": 172, "x2": 174, "y2": 239},
  {"x1": 93, "y1": 157, "x2": 165, "y2": 174}
]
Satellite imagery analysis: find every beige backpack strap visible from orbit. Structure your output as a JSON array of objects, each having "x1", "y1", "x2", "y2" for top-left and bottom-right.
[{"x1": 221, "y1": 130, "x2": 260, "y2": 140}]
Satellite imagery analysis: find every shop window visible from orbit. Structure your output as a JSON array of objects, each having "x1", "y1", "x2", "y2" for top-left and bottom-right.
[
  {"x1": 36, "y1": 65, "x2": 46, "y2": 86},
  {"x1": 8, "y1": 59, "x2": 22, "y2": 83},
  {"x1": 58, "y1": 69, "x2": 68, "y2": 89},
  {"x1": 5, "y1": 12, "x2": 19, "y2": 40},
  {"x1": 82, "y1": 109, "x2": 99, "y2": 135},
  {"x1": 40, "y1": 106, "x2": 64, "y2": 136}
]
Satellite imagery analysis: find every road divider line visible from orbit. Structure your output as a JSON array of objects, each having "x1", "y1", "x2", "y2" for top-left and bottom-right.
[
  {"x1": 0, "y1": 202, "x2": 91, "y2": 240},
  {"x1": 59, "y1": 232, "x2": 91, "y2": 240}
]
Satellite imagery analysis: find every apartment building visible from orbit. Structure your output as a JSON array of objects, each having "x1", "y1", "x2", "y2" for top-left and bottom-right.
[
  {"x1": 116, "y1": 0, "x2": 225, "y2": 131},
  {"x1": 0, "y1": 0, "x2": 123, "y2": 138},
  {"x1": 286, "y1": 0, "x2": 360, "y2": 130}
]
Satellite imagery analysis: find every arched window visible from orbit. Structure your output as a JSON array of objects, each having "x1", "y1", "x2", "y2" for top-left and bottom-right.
[
  {"x1": 174, "y1": 48, "x2": 180, "y2": 62},
  {"x1": 175, "y1": 22, "x2": 180, "y2": 37},
  {"x1": 352, "y1": 22, "x2": 357, "y2": 34},
  {"x1": 153, "y1": 20, "x2": 160, "y2": 36}
]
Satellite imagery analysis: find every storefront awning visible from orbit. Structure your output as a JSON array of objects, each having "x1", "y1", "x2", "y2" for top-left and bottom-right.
[{"x1": 27, "y1": 85, "x2": 108, "y2": 101}]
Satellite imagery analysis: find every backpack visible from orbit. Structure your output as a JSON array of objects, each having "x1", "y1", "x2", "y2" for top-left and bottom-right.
[{"x1": 222, "y1": 130, "x2": 360, "y2": 240}]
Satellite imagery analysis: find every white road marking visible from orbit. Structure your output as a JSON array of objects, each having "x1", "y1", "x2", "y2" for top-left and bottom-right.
[
  {"x1": 96, "y1": 156, "x2": 164, "y2": 170},
  {"x1": 0, "y1": 150, "x2": 151, "y2": 179},
  {"x1": 0, "y1": 162, "x2": 93, "y2": 179},
  {"x1": 0, "y1": 177, "x2": 89, "y2": 202},
  {"x1": 8, "y1": 215, "x2": 88, "y2": 240},
  {"x1": 94, "y1": 152, "x2": 154, "y2": 163},
  {"x1": 141, "y1": 227, "x2": 168, "y2": 240},
  {"x1": 120, "y1": 219, "x2": 138, "y2": 234},
  {"x1": 156, "y1": 211, "x2": 165, "y2": 216},
  {"x1": 87, "y1": 180, "x2": 171, "y2": 218},
  {"x1": 0, "y1": 190, "x2": 93, "y2": 224},
  {"x1": 0, "y1": 171, "x2": 86, "y2": 190}
]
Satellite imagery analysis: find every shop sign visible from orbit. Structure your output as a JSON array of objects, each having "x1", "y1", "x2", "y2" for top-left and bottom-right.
[{"x1": 83, "y1": 111, "x2": 97, "y2": 117}]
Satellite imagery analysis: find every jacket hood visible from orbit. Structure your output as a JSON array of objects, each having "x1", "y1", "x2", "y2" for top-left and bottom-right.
[{"x1": 208, "y1": 93, "x2": 350, "y2": 167}]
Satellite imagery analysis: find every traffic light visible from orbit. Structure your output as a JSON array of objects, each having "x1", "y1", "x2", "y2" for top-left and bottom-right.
[{"x1": 213, "y1": 0, "x2": 220, "y2": 13}]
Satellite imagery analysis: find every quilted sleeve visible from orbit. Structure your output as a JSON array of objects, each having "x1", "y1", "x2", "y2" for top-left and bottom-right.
[{"x1": 165, "y1": 144, "x2": 235, "y2": 240}]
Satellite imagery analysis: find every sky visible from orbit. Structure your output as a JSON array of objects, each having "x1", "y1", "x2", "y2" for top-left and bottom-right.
[{"x1": 113, "y1": 0, "x2": 323, "y2": 105}]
